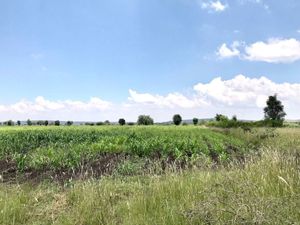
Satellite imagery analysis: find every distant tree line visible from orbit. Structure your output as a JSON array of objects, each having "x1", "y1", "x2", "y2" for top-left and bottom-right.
[{"x1": 0, "y1": 94, "x2": 286, "y2": 128}]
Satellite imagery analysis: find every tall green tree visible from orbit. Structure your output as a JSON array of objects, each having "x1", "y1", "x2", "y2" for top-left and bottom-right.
[
  {"x1": 264, "y1": 95, "x2": 286, "y2": 122},
  {"x1": 173, "y1": 114, "x2": 182, "y2": 126}
]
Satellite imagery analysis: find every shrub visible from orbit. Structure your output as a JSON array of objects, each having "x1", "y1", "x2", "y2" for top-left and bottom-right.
[
  {"x1": 137, "y1": 115, "x2": 154, "y2": 125},
  {"x1": 54, "y1": 120, "x2": 60, "y2": 126}
]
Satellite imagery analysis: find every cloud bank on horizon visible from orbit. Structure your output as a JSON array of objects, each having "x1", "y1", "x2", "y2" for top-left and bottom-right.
[{"x1": 1, "y1": 75, "x2": 300, "y2": 122}]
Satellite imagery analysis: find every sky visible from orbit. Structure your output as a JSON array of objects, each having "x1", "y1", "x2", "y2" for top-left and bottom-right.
[{"x1": 1, "y1": 0, "x2": 300, "y2": 122}]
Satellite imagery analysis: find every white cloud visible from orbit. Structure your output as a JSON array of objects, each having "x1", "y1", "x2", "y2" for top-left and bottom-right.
[
  {"x1": 201, "y1": 1, "x2": 228, "y2": 12},
  {"x1": 217, "y1": 42, "x2": 240, "y2": 58},
  {"x1": 245, "y1": 38, "x2": 300, "y2": 63},
  {"x1": 128, "y1": 89, "x2": 202, "y2": 108},
  {"x1": 218, "y1": 38, "x2": 300, "y2": 63},
  {"x1": 2, "y1": 76, "x2": 300, "y2": 121},
  {"x1": 0, "y1": 97, "x2": 112, "y2": 118}
]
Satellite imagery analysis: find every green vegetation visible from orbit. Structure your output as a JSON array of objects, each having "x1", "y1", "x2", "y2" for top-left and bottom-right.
[
  {"x1": 0, "y1": 126, "x2": 245, "y2": 172},
  {"x1": 264, "y1": 94, "x2": 286, "y2": 123},
  {"x1": 193, "y1": 118, "x2": 198, "y2": 125},
  {"x1": 0, "y1": 127, "x2": 299, "y2": 224},
  {"x1": 137, "y1": 115, "x2": 154, "y2": 125},
  {"x1": 118, "y1": 118, "x2": 126, "y2": 126},
  {"x1": 173, "y1": 114, "x2": 182, "y2": 126}
]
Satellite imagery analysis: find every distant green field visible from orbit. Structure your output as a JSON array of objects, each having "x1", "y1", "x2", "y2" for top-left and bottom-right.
[{"x1": 0, "y1": 126, "x2": 246, "y2": 173}]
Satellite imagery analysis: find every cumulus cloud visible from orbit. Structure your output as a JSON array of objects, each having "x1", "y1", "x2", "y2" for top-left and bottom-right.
[
  {"x1": 1, "y1": 76, "x2": 300, "y2": 121},
  {"x1": 193, "y1": 75, "x2": 300, "y2": 107},
  {"x1": 244, "y1": 38, "x2": 300, "y2": 63},
  {"x1": 0, "y1": 97, "x2": 112, "y2": 115},
  {"x1": 217, "y1": 38, "x2": 300, "y2": 63},
  {"x1": 217, "y1": 42, "x2": 240, "y2": 58},
  {"x1": 201, "y1": 1, "x2": 228, "y2": 12},
  {"x1": 128, "y1": 89, "x2": 202, "y2": 108}
]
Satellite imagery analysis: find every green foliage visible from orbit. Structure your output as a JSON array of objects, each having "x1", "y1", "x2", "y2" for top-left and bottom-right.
[
  {"x1": 264, "y1": 95, "x2": 286, "y2": 124},
  {"x1": 232, "y1": 115, "x2": 237, "y2": 121},
  {"x1": 26, "y1": 119, "x2": 32, "y2": 126},
  {"x1": 215, "y1": 114, "x2": 229, "y2": 122},
  {"x1": 137, "y1": 115, "x2": 154, "y2": 125},
  {"x1": 54, "y1": 120, "x2": 60, "y2": 126},
  {"x1": 3, "y1": 120, "x2": 14, "y2": 126},
  {"x1": 118, "y1": 118, "x2": 126, "y2": 126},
  {"x1": 193, "y1": 118, "x2": 199, "y2": 125},
  {"x1": 173, "y1": 114, "x2": 182, "y2": 126},
  {"x1": 0, "y1": 134, "x2": 299, "y2": 225},
  {"x1": 66, "y1": 121, "x2": 73, "y2": 126},
  {"x1": 0, "y1": 126, "x2": 246, "y2": 171}
]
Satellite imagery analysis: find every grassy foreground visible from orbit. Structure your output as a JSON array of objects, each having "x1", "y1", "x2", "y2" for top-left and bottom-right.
[{"x1": 0, "y1": 128, "x2": 299, "y2": 224}]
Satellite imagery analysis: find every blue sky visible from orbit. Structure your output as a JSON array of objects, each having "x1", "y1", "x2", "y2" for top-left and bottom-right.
[{"x1": 1, "y1": 0, "x2": 300, "y2": 121}]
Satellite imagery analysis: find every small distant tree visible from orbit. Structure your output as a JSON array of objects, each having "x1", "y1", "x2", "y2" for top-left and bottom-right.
[
  {"x1": 45, "y1": 120, "x2": 49, "y2": 126},
  {"x1": 5, "y1": 120, "x2": 14, "y2": 126},
  {"x1": 264, "y1": 94, "x2": 286, "y2": 126},
  {"x1": 66, "y1": 121, "x2": 73, "y2": 126},
  {"x1": 137, "y1": 115, "x2": 154, "y2": 125},
  {"x1": 54, "y1": 120, "x2": 60, "y2": 126},
  {"x1": 37, "y1": 120, "x2": 45, "y2": 126},
  {"x1": 193, "y1": 118, "x2": 199, "y2": 125},
  {"x1": 173, "y1": 114, "x2": 182, "y2": 126},
  {"x1": 96, "y1": 122, "x2": 104, "y2": 126},
  {"x1": 118, "y1": 118, "x2": 126, "y2": 126},
  {"x1": 264, "y1": 95, "x2": 286, "y2": 121},
  {"x1": 232, "y1": 115, "x2": 237, "y2": 122},
  {"x1": 104, "y1": 120, "x2": 110, "y2": 125},
  {"x1": 215, "y1": 114, "x2": 228, "y2": 122},
  {"x1": 27, "y1": 119, "x2": 32, "y2": 126},
  {"x1": 17, "y1": 120, "x2": 21, "y2": 126}
]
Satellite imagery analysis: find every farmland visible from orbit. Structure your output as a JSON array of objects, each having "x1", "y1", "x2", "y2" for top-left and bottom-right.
[
  {"x1": 0, "y1": 126, "x2": 246, "y2": 181},
  {"x1": 0, "y1": 126, "x2": 299, "y2": 224}
]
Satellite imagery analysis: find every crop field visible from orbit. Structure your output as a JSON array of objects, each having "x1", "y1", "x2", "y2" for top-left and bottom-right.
[
  {"x1": 0, "y1": 126, "x2": 246, "y2": 182},
  {"x1": 0, "y1": 126, "x2": 299, "y2": 225}
]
